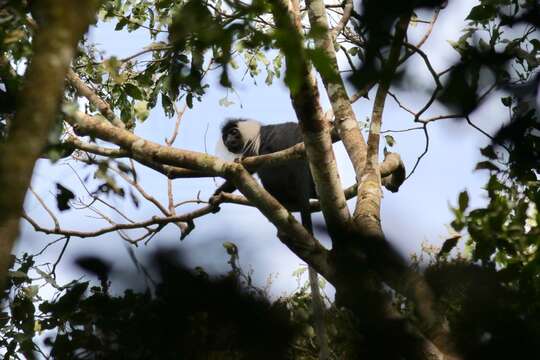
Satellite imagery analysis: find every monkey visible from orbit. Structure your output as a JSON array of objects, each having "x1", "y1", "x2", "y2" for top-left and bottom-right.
[
  {"x1": 213, "y1": 118, "x2": 330, "y2": 359},
  {"x1": 214, "y1": 119, "x2": 316, "y2": 210}
]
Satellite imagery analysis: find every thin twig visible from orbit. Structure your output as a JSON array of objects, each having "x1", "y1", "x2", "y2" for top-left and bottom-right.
[
  {"x1": 29, "y1": 186, "x2": 60, "y2": 231},
  {"x1": 406, "y1": 124, "x2": 430, "y2": 180},
  {"x1": 51, "y1": 237, "x2": 70, "y2": 278}
]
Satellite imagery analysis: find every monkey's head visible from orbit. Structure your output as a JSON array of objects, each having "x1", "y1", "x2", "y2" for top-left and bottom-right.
[{"x1": 219, "y1": 119, "x2": 261, "y2": 157}]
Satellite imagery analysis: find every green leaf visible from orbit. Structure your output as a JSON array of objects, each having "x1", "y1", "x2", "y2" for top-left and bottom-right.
[
  {"x1": 124, "y1": 83, "x2": 144, "y2": 100},
  {"x1": 265, "y1": 70, "x2": 274, "y2": 85},
  {"x1": 115, "y1": 18, "x2": 129, "y2": 31},
  {"x1": 437, "y1": 235, "x2": 460, "y2": 258},
  {"x1": 55, "y1": 282, "x2": 89, "y2": 313},
  {"x1": 458, "y1": 191, "x2": 469, "y2": 211},
  {"x1": 22, "y1": 285, "x2": 39, "y2": 299},
  {"x1": 466, "y1": 4, "x2": 497, "y2": 23},
  {"x1": 35, "y1": 268, "x2": 60, "y2": 289},
  {"x1": 475, "y1": 161, "x2": 500, "y2": 172},
  {"x1": 292, "y1": 267, "x2": 307, "y2": 278},
  {"x1": 501, "y1": 96, "x2": 512, "y2": 107},
  {"x1": 186, "y1": 93, "x2": 193, "y2": 109},
  {"x1": 480, "y1": 145, "x2": 498, "y2": 159},
  {"x1": 218, "y1": 96, "x2": 234, "y2": 107},
  {"x1": 161, "y1": 93, "x2": 174, "y2": 117},
  {"x1": 531, "y1": 39, "x2": 540, "y2": 51},
  {"x1": 55, "y1": 183, "x2": 75, "y2": 211},
  {"x1": 223, "y1": 242, "x2": 238, "y2": 256},
  {"x1": 450, "y1": 219, "x2": 465, "y2": 232},
  {"x1": 134, "y1": 100, "x2": 149, "y2": 122},
  {"x1": 384, "y1": 135, "x2": 395, "y2": 147}
]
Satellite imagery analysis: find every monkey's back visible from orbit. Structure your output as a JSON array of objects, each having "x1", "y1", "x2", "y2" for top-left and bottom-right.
[{"x1": 257, "y1": 122, "x2": 316, "y2": 211}]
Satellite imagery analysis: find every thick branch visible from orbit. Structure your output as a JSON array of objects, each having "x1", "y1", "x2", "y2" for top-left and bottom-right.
[
  {"x1": 68, "y1": 127, "x2": 338, "y2": 180},
  {"x1": 350, "y1": 15, "x2": 461, "y2": 358},
  {"x1": 66, "y1": 112, "x2": 333, "y2": 279},
  {"x1": 307, "y1": 0, "x2": 368, "y2": 179},
  {"x1": 331, "y1": 0, "x2": 353, "y2": 39},
  {"x1": 0, "y1": 0, "x2": 100, "y2": 290},
  {"x1": 66, "y1": 112, "x2": 227, "y2": 176},
  {"x1": 226, "y1": 162, "x2": 334, "y2": 281},
  {"x1": 66, "y1": 135, "x2": 209, "y2": 178},
  {"x1": 270, "y1": 0, "x2": 350, "y2": 233},
  {"x1": 354, "y1": 15, "x2": 410, "y2": 228}
]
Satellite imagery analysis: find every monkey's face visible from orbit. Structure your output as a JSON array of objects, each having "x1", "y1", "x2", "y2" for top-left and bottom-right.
[{"x1": 222, "y1": 126, "x2": 245, "y2": 154}]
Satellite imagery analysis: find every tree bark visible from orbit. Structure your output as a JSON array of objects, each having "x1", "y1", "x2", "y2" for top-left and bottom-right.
[
  {"x1": 0, "y1": 0, "x2": 101, "y2": 291},
  {"x1": 270, "y1": 0, "x2": 350, "y2": 234}
]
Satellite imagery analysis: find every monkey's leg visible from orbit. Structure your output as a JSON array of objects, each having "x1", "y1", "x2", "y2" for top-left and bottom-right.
[
  {"x1": 301, "y1": 210, "x2": 330, "y2": 360},
  {"x1": 308, "y1": 266, "x2": 330, "y2": 359}
]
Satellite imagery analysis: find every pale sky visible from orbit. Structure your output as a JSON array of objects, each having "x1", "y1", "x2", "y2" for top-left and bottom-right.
[{"x1": 17, "y1": 0, "x2": 506, "y2": 297}]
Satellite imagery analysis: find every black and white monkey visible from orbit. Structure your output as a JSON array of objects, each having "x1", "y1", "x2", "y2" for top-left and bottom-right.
[
  {"x1": 214, "y1": 118, "x2": 330, "y2": 358},
  {"x1": 215, "y1": 119, "x2": 316, "y2": 211}
]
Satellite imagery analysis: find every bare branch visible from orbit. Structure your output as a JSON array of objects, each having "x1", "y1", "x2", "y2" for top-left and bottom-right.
[
  {"x1": 66, "y1": 135, "x2": 210, "y2": 178},
  {"x1": 22, "y1": 205, "x2": 217, "y2": 242},
  {"x1": 110, "y1": 165, "x2": 170, "y2": 216},
  {"x1": 119, "y1": 43, "x2": 172, "y2": 64},
  {"x1": 29, "y1": 186, "x2": 60, "y2": 231},
  {"x1": 415, "y1": 7, "x2": 441, "y2": 49}
]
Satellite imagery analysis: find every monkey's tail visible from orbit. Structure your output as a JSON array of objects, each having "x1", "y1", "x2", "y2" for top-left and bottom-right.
[{"x1": 301, "y1": 210, "x2": 330, "y2": 360}]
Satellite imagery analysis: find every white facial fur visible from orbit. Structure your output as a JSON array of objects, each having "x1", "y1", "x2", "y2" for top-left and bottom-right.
[
  {"x1": 236, "y1": 120, "x2": 261, "y2": 155},
  {"x1": 215, "y1": 119, "x2": 261, "y2": 160}
]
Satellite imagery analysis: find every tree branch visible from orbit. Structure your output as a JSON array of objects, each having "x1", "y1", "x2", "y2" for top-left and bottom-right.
[
  {"x1": 307, "y1": 0, "x2": 368, "y2": 185},
  {"x1": 0, "y1": 0, "x2": 100, "y2": 290},
  {"x1": 66, "y1": 112, "x2": 227, "y2": 175},
  {"x1": 22, "y1": 206, "x2": 216, "y2": 243},
  {"x1": 226, "y1": 162, "x2": 335, "y2": 281},
  {"x1": 331, "y1": 0, "x2": 353, "y2": 39},
  {"x1": 66, "y1": 135, "x2": 211, "y2": 178},
  {"x1": 349, "y1": 15, "x2": 461, "y2": 358},
  {"x1": 354, "y1": 15, "x2": 410, "y2": 228},
  {"x1": 65, "y1": 111, "x2": 334, "y2": 280},
  {"x1": 66, "y1": 69, "x2": 125, "y2": 128},
  {"x1": 270, "y1": 0, "x2": 350, "y2": 233}
]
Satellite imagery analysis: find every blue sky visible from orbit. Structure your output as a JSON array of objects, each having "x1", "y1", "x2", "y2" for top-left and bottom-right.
[{"x1": 17, "y1": 0, "x2": 508, "y2": 296}]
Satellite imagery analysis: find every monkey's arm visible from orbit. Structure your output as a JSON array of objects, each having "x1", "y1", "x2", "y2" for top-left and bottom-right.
[
  {"x1": 213, "y1": 180, "x2": 237, "y2": 196},
  {"x1": 209, "y1": 180, "x2": 237, "y2": 211}
]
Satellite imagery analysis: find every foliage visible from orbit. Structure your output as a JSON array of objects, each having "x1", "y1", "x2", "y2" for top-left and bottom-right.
[
  {"x1": 404, "y1": 244, "x2": 540, "y2": 359},
  {"x1": 1, "y1": 249, "x2": 298, "y2": 359},
  {"x1": 444, "y1": 0, "x2": 540, "y2": 308},
  {"x1": 1, "y1": 247, "x2": 373, "y2": 359},
  {"x1": 445, "y1": 101, "x2": 540, "y2": 358},
  {"x1": 440, "y1": 0, "x2": 540, "y2": 113},
  {"x1": 437, "y1": 2, "x2": 540, "y2": 356}
]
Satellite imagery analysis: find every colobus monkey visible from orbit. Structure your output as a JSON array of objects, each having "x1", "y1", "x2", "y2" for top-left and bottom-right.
[
  {"x1": 215, "y1": 119, "x2": 316, "y2": 211},
  {"x1": 214, "y1": 118, "x2": 330, "y2": 359}
]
